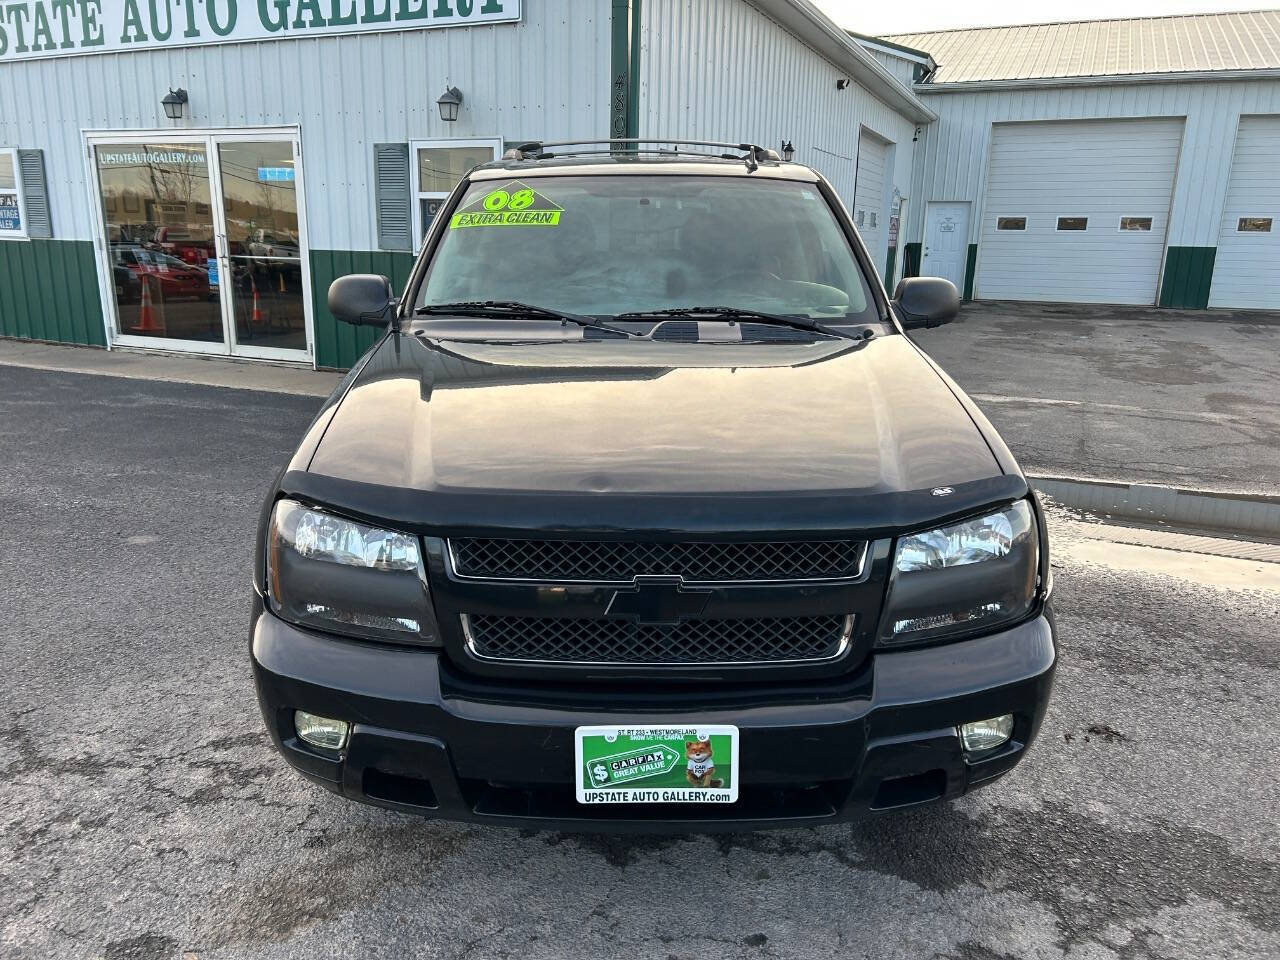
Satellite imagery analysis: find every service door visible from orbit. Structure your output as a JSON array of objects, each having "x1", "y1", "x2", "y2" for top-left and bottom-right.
[
  {"x1": 975, "y1": 118, "x2": 1184, "y2": 304},
  {"x1": 1209, "y1": 116, "x2": 1280, "y2": 309},
  {"x1": 853, "y1": 130, "x2": 890, "y2": 266},
  {"x1": 922, "y1": 201, "x2": 970, "y2": 291}
]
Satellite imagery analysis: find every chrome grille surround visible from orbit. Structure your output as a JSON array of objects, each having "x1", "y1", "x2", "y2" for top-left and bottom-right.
[
  {"x1": 447, "y1": 538, "x2": 867, "y2": 584},
  {"x1": 460, "y1": 613, "x2": 856, "y2": 666}
]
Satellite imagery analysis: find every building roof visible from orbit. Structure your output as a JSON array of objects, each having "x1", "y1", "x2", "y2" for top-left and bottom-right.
[
  {"x1": 764, "y1": 0, "x2": 936, "y2": 121},
  {"x1": 884, "y1": 10, "x2": 1280, "y2": 84}
]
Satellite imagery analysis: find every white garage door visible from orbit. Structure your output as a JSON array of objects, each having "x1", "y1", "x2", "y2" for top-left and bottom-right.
[
  {"x1": 853, "y1": 131, "x2": 890, "y2": 265},
  {"x1": 976, "y1": 119, "x2": 1183, "y2": 304},
  {"x1": 1209, "y1": 116, "x2": 1280, "y2": 309}
]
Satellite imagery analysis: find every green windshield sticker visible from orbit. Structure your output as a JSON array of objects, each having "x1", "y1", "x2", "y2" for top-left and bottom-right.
[{"x1": 450, "y1": 180, "x2": 564, "y2": 228}]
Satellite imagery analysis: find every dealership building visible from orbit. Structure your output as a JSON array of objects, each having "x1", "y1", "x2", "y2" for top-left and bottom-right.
[
  {"x1": 0, "y1": 0, "x2": 932, "y2": 368},
  {"x1": 872, "y1": 10, "x2": 1280, "y2": 310},
  {"x1": 0, "y1": 3, "x2": 1277, "y2": 371}
]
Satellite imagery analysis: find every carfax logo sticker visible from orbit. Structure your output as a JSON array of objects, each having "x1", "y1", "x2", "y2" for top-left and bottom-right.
[
  {"x1": 449, "y1": 180, "x2": 563, "y2": 228},
  {"x1": 575, "y1": 725, "x2": 740, "y2": 805}
]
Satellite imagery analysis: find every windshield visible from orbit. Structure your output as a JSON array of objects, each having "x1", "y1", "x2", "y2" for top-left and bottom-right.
[{"x1": 416, "y1": 175, "x2": 879, "y2": 322}]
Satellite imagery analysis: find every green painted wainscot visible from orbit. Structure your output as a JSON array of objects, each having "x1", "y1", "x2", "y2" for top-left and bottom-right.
[
  {"x1": 1159, "y1": 247, "x2": 1217, "y2": 310},
  {"x1": 0, "y1": 239, "x2": 105, "y2": 346},
  {"x1": 309, "y1": 249, "x2": 416, "y2": 369}
]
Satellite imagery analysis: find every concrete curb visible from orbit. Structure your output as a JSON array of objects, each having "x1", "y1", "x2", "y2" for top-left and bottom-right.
[{"x1": 1032, "y1": 475, "x2": 1280, "y2": 538}]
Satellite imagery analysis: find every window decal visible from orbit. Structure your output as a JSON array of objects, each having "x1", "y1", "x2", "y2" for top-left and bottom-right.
[
  {"x1": 0, "y1": 148, "x2": 23, "y2": 237},
  {"x1": 449, "y1": 181, "x2": 563, "y2": 228}
]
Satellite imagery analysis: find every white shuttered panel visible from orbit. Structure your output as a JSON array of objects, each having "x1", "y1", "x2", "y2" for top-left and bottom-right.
[
  {"x1": 976, "y1": 119, "x2": 1183, "y2": 304},
  {"x1": 1209, "y1": 116, "x2": 1280, "y2": 309}
]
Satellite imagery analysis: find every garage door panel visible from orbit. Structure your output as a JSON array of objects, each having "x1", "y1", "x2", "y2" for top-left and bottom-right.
[
  {"x1": 977, "y1": 118, "x2": 1183, "y2": 305},
  {"x1": 853, "y1": 131, "x2": 890, "y2": 267},
  {"x1": 1209, "y1": 116, "x2": 1280, "y2": 310}
]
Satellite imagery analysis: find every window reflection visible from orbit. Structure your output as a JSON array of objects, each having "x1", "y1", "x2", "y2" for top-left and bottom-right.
[
  {"x1": 95, "y1": 143, "x2": 220, "y2": 342},
  {"x1": 218, "y1": 142, "x2": 306, "y2": 352}
]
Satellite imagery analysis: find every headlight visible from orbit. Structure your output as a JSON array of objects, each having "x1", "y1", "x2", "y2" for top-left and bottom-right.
[
  {"x1": 266, "y1": 499, "x2": 439, "y2": 643},
  {"x1": 878, "y1": 500, "x2": 1038, "y2": 647}
]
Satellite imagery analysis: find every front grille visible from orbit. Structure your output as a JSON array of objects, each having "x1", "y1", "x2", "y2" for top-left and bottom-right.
[
  {"x1": 449, "y1": 539, "x2": 865, "y2": 583},
  {"x1": 462, "y1": 614, "x2": 853, "y2": 665}
]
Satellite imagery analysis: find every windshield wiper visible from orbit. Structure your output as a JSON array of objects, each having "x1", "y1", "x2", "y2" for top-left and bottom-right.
[
  {"x1": 611, "y1": 306, "x2": 849, "y2": 339},
  {"x1": 415, "y1": 300, "x2": 637, "y2": 338}
]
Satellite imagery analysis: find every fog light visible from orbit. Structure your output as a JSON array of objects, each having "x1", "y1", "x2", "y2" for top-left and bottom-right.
[
  {"x1": 295, "y1": 711, "x2": 349, "y2": 750},
  {"x1": 960, "y1": 714, "x2": 1014, "y2": 752}
]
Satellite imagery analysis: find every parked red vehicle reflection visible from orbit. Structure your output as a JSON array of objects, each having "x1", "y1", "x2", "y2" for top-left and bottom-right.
[{"x1": 112, "y1": 245, "x2": 212, "y2": 300}]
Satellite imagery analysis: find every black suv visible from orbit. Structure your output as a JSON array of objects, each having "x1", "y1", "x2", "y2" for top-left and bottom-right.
[{"x1": 251, "y1": 140, "x2": 1055, "y2": 831}]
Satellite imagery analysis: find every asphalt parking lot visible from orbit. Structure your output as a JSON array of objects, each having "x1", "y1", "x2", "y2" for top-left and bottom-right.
[
  {"x1": 2, "y1": 365, "x2": 1278, "y2": 960},
  {"x1": 913, "y1": 302, "x2": 1280, "y2": 494}
]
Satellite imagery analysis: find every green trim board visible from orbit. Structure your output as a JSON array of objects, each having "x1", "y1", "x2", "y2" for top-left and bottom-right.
[
  {"x1": 1159, "y1": 247, "x2": 1216, "y2": 310},
  {"x1": 309, "y1": 249, "x2": 416, "y2": 369},
  {"x1": 0, "y1": 239, "x2": 105, "y2": 346},
  {"x1": 610, "y1": 0, "x2": 642, "y2": 142},
  {"x1": 963, "y1": 244, "x2": 978, "y2": 301},
  {"x1": 903, "y1": 242, "x2": 922, "y2": 279},
  {"x1": 885, "y1": 247, "x2": 896, "y2": 290}
]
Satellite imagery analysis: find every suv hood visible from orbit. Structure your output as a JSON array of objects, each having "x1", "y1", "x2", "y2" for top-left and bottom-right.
[{"x1": 292, "y1": 333, "x2": 1022, "y2": 537}]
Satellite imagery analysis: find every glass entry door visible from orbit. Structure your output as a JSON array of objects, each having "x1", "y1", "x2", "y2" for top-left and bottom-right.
[
  {"x1": 215, "y1": 139, "x2": 307, "y2": 359},
  {"x1": 90, "y1": 130, "x2": 312, "y2": 362}
]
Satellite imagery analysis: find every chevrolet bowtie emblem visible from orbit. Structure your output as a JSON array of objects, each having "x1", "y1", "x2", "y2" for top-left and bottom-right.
[{"x1": 604, "y1": 578, "x2": 712, "y2": 626}]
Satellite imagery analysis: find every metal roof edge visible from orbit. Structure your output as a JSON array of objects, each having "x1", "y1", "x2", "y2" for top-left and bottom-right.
[
  {"x1": 752, "y1": 0, "x2": 937, "y2": 123},
  {"x1": 847, "y1": 31, "x2": 936, "y2": 68},
  {"x1": 914, "y1": 67, "x2": 1280, "y2": 93}
]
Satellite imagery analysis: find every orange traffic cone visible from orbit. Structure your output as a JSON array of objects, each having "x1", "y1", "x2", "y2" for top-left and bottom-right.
[
  {"x1": 131, "y1": 276, "x2": 163, "y2": 333},
  {"x1": 278, "y1": 271, "x2": 286, "y2": 294},
  {"x1": 251, "y1": 275, "x2": 263, "y2": 328}
]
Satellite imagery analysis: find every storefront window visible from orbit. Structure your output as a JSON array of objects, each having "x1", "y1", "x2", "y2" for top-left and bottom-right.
[
  {"x1": 95, "y1": 142, "x2": 221, "y2": 342},
  {"x1": 412, "y1": 139, "x2": 502, "y2": 247},
  {"x1": 0, "y1": 149, "x2": 26, "y2": 239}
]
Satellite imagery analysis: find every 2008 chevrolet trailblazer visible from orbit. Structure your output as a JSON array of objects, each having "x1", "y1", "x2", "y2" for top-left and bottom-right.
[{"x1": 250, "y1": 140, "x2": 1056, "y2": 831}]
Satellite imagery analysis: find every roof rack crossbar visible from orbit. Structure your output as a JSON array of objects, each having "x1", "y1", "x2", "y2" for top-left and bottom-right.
[{"x1": 503, "y1": 138, "x2": 782, "y2": 170}]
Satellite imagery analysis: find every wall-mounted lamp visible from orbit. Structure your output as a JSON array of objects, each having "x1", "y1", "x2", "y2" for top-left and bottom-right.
[
  {"x1": 913, "y1": 125, "x2": 921, "y2": 142},
  {"x1": 836, "y1": 78, "x2": 851, "y2": 90},
  {"x1": 780, "y1": 140, "x2": 795, "y2": 162},
  {"x1": 161, "y1": 88, "x2": 188, "y2": 120},
  {"x1": 436, "y1": 85, "x2": 463, "y2": 122}
]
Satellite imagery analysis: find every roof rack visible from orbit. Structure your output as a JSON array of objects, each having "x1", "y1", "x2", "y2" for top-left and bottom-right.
[{"x1": 502, "y1": 139, "x2": 782, "y2": 172}]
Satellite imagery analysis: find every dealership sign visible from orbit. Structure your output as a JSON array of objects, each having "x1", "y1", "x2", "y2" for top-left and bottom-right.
[{"x1": 0, "y1": 0, "x2": 520, "y2": 63}]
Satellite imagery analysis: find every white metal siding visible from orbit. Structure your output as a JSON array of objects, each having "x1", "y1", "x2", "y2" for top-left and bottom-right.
[
  {"x1": 853, "y1": 131, "x2": 890, "y2": 267},
  {"x1": 0, "y1": 2, "x2": 609, "y2": 250},
  {"x1": 1209, "y1": 116, "x2": 1280, "y2": 309},
  {"x1": 976, "y1": 118, "x2": 1183, "y2": 304},
  {"x1": 637, "y1": 0, "x2": 917, "y2": 228},
  {"x1": 906, "y1": 80, "x2": 1280, "y2": 259},
  {"x1": 867, "y1": 49, "x2": 919, "y2": 89}
]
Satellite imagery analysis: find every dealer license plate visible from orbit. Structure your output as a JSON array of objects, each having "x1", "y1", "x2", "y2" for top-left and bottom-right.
[{"x1": 575, "y1": 725, "x2": 739, "y2": 805}]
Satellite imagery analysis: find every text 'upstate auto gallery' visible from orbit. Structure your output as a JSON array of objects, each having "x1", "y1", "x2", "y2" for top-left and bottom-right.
[{"x1": 0, "y1": 1, "x2": 517, "y2": 58}]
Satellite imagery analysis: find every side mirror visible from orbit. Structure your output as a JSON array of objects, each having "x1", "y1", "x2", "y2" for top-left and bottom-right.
[
  {"x1": 892, "y1": 276, "x2": 960, "y2": 330},
  {"x1": 328, "y1": 274, "x2": 396, "y2": 327}
]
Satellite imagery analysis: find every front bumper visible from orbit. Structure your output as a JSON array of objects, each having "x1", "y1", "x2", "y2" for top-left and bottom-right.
[{"x1": 251, "y1": 597, "x2": 1056, "y2": 832}]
